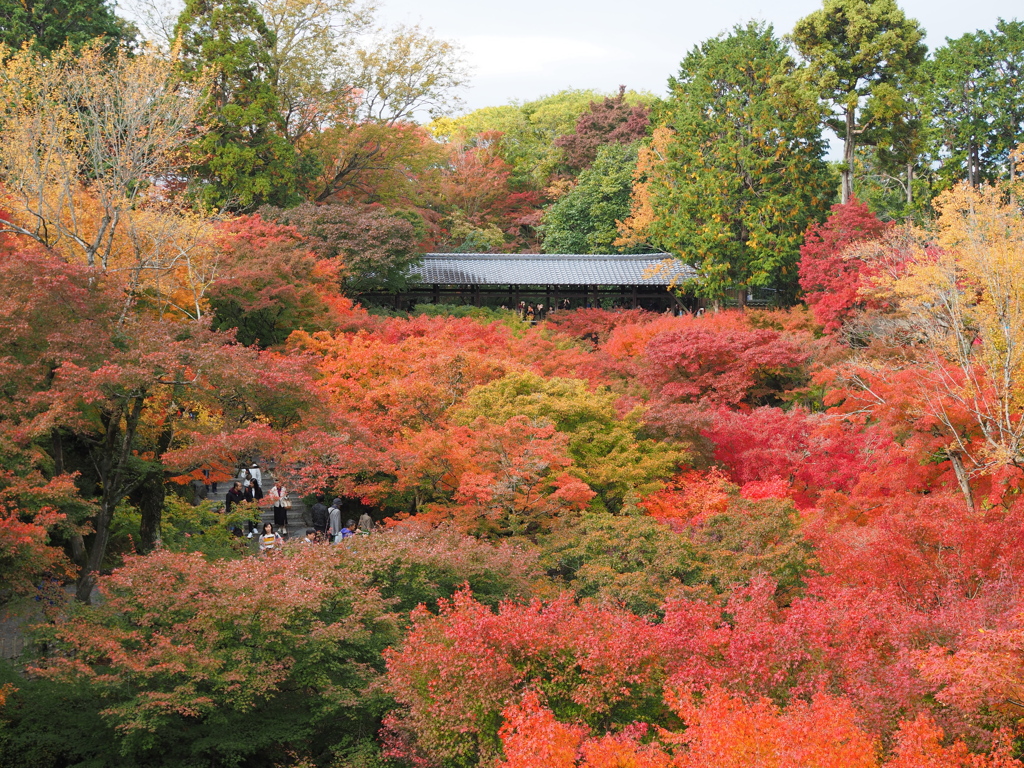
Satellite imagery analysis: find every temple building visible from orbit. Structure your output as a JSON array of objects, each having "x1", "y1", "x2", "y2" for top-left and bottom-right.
[{"x1": 369, "y1": 252, "x2": 700, "y2": 311}]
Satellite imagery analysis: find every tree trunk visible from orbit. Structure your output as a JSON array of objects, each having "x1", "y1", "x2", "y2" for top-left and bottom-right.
[
  {"x1": 136, "y1": 382, "x2": 182, "y2": 553},
  {"x1": 75, "y1": 499, "x2": 114, "y2": 603},
  {"x1": 135, "y1": 477, "x2": 167, "y2": 554},
  {"x1": 74, "y1": 394, "x2": 147, "y2": 603},
  {"x1": 949, "y1": 451, "x2": 975, "y2": 513},
  {"x1": 842, "y1": 109, "x2": 855, "y2": 204},
  {"x1": 906, "y1": 163, "x2": 913, "y2": 205}
]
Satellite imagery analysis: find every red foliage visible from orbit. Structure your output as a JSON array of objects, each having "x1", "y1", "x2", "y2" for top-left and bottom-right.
[
  {"x1": 383, "y1": 589, "x2": 662, "y2": 767},
  {"x1": 639, "y1": 469, "x2": 731, "y2": 527},
  {"x1": 209, "y1": 214, "x2": 349, "y2": 346},
  {"x1": 441, "y1": 134, "x2": 543, "y2": 241},
  {"x1": 640, "y1": 324, "x2": 809, "y2": 408},
  {"x1": 668, "y1": 685, "x2": 878, "y2": 768},
  {"x1": 702, "y1": 406, "x2": 869, "y2": 507},
  {"x1": 798, "y1": 199, "x2": 888, "y2": 332},
  {"x1": 554, "y1": 86, "x2": 651, "y2": 173}
]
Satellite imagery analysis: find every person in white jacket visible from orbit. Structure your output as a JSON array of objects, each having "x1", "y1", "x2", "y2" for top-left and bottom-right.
[
  {"x1": 267, "y1": 482, "x2": 289, "y2": 535},
  {"x1": 249, "y1": 463, "x2": 263, "y2": 487}
]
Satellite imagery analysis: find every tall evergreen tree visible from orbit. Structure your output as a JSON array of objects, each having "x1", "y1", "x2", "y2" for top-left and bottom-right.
[
  {"x1": 174, "y1": 0, "x2": 303, "y2": 210},
  {"x1": 925, "y1": 20, "x2": 1024, "y2": 189},
  {"x1": 791, "y1": 0, "x2": 927, "y2": 203},
  {"x1": 0, "y1": 0, "x2": 131, "y2": 54},
  {"x1": 642, "y1": 22, "x2": 835, "y2": 304}
]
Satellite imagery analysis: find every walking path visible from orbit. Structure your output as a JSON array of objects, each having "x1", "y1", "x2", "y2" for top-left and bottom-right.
[{"x1": 205, "y1": 468, "x2": 309, "y2": 541}]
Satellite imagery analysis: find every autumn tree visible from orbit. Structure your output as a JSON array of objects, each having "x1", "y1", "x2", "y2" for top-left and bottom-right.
[
  {"x1": 33, "y1": 548, "x2": 398, "y2": 764},
  {"x1": 639, "y1": 22, "x2": 834, "y2": 304},
  {"x1": 791, "y1": 0, "x2": 927, "y2": 203},
  {"x1": 553, "y1": 85, "x2": 651, "y2": 174},
  {"x1": 383, "y1": 589, "x2": 664, "y2": 767},
  {"x1": 438, "y1": 133, "x2": 543, "y2": 251},
  {"x1": 206, "y1": 215, "x2": 345, "y2": 346},
  {"x1": 301, "y1": 24, "x2": 468, "y2": 205},
  {"x1": 429, "y1": 89, "x2": 611, "y2": 189},
  {"x1": 0, "y1": 43, "x2": 216, "y2": 312},
  {"x1": 261, "y1": 201, "x2": 422, "y2": 293},
  {"x1": 798, "y1": 198, "x2": 889, "y2": 332},
  {"x1": 455, "y1": 371, "x2": 684, "y2": 512},
  {"x1": 856, "y1": 183, "x2": 1024, "y2": 508},
  {"x1": 256, "y1": 0, "x2": 374, "y2": 144}
]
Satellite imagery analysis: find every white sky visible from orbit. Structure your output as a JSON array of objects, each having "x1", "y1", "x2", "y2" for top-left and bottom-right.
[{"x1": 376, "y1": 0, "x2": 1021, "y2": 113}]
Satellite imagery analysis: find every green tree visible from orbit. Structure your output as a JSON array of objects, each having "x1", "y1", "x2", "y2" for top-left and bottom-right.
[
  {"x1": 455, "y1": 372, "x2": 685, "y2": 513},
  {"x1": 644, "y1": 22, "x2": 834, "y2": 304},
  {"x1": 541, "y1": 141, "x2": 644, "y2": 254},
  {"x1": 174, "y1": 0, "x2": 303, "y2": 209},
  {"x1": 0, "y1": 0, "x2": 131, "y2": 54},
  {"x1": 429, "y1": 89, "x2": 646, "y2": 190},
  {"x1": 925, "y1": 20, "x2": 1024, "y2": 189},
  {"x1": 791, "y1": 0, "x2": 927, "y2": 203}
]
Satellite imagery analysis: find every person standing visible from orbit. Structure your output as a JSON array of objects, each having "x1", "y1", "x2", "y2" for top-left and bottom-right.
[
  {"x1": 259, "y1": 522, "x2": 284, "y2": 554},
  {"x1": 267, "y1": 481, "x2": 290, "y2": 535},
  {"x1": 328, "y1": 501, "x2": 342, "y2": 542},
  {"x1": 358, "y1": 511, "x2": 374, "y2": 534},
  {"x1": 249, "y1": 463, "x2": 263, "y2": 487},
  {"x1": 310, "y1": 495, "x2": 329, "y2": 542},
  {"x1": 225, "y1": 481, "x2": 245, "y2": 516}
]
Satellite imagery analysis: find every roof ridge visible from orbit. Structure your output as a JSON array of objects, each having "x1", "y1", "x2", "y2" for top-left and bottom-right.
[{"x1": 422, "y1": 253, "x2": 676, "y2": 261}]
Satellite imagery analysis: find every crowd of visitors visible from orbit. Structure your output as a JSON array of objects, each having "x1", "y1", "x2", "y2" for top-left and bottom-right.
[{"x1": 195, "y1": 460, "x2": 379, "y2": 550}]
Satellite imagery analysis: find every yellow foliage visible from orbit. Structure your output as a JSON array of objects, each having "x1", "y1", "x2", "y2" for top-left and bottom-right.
[{"x1": 0, "y1": 42, "x2": 217, "y2": 318}]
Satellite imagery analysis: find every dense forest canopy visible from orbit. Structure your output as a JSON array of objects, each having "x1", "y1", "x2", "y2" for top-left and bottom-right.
[{"x1": 3, "y1": 0, "x2": 1024, "y2": 766}]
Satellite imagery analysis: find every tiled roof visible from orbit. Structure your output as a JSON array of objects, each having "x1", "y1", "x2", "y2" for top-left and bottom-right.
[{"x1": 411, "y1": 253, "x2": 697, "y2": 286}]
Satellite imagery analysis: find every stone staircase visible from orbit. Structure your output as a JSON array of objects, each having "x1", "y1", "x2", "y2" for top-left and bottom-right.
[{"x1": 204, "y1": 468, "x2": 310, "y2": 540}]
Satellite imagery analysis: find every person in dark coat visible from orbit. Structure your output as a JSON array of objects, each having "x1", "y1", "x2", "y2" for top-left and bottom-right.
[
  {"x1": 310, "y1": 495, "x2": 330, "y2": 542},
  {"x1": 225, "y1": 481, "x2": 245, "y2": 516}
]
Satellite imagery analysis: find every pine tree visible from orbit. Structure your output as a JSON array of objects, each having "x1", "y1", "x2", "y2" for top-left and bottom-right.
[
  {"x1": 0, "y1": 0, "x2": 131, "y2": 54},
  {"x1": 644, "y1": 22, "x2": 835, "y2": 304},
  {"x1": 174, "y1": 0, "x2": 303, "y2": 210}
]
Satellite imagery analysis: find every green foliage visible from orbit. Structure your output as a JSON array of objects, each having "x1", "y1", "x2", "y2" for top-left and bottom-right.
[
  {"x1": 33, "y1": 548, "x2": 399, "y2": 766},
  {"x1": 455, "y1": 371, "x2": 685, "y2": 512},
  {"x1": 647, "y1": 22, "x2": 835, "y2": 302},
  {"x1": 0, "y1": 0, "x2": 132, "y2": 54},
  {"x1": 541, "y1": 142, "x2": 644, "y2": 254},
  {"x1": 791, "y1": 0, "x2": 927, "y2": 201},
  {"x1": 340, "y1": 525, "x2": 545, "y2": 614},
  {"x1": 541, "y1": 510, "x2": 699, "y2": 615},
  {"x1": 430, "y1": 89, "x2": 644, "y2": 189},
  {"x1": 175, "y1": 0, "x2": 303, "y2": 209},
  {"x1": 260, "y1": 202, "x2": 421, "y2": 293},
  {"x1": 0, "y1": 660, "x2": 114, "y2": 768},
  {"x1": 691, "y1": 493, "x2": 819, "y2": 602},
  {"x1": 924, "y1": 20, "x2": 1024, "y2": 189},
  {"x1": 412, "y1": 303, "x2": 530, "y2": 330}
]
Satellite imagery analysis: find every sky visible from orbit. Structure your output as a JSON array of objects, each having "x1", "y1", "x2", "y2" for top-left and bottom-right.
[{"x1": 375, "y1": 0, "x2": 1021, "y2": 114}]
